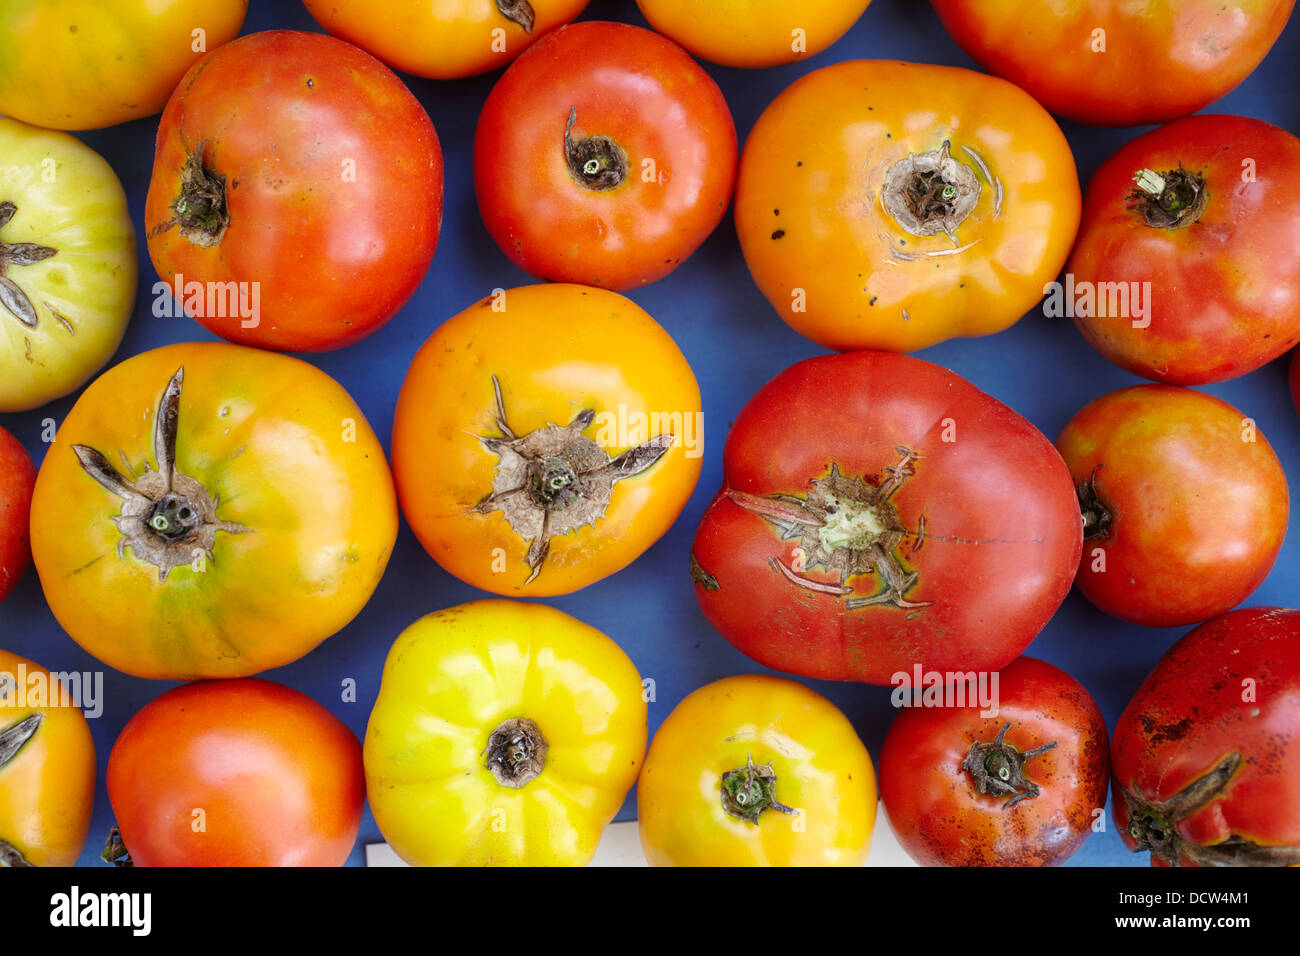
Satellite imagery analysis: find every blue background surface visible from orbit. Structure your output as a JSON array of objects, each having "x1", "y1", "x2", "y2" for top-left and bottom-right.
[{"x1": 2, "y1": 0, "x2": 1298, "y2": 867}]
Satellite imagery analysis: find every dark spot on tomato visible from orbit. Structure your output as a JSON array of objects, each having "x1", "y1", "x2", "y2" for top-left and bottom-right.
[
  {"x1": 773, "y1": 208, "x2": 780, "y2": 216},
  {"x1": 796, "y1": 161, "x2": 803, "y2": 167},
  {"x1": 306, "y1": 77, "x2": 315, "y2": 89},
  {"x1": 70, "y1": 24, "x2": 78, "y2": 33},
  {"x1": 771, "y1": 229, "x2": 785, "y2": 240},
  {"x1": 869, "y1": 297, "x2": 878, "y2": 305}
]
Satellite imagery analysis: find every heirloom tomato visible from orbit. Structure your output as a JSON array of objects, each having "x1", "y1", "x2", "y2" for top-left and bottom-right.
[
  {"x1": 1068, "y1": 115, "x2": 1300, "y2": 384},
  {"x1": 735, "y1": 60, "x2": 1079, "y2": 352},
  {"x1": 106, "y1": 679, "x2": 364, "y2": 867},
  {"x1": 1112, "y1": 607, "x2": 1300, "y2": 866},
  {"x1": 365, "y1": 600, "x2": 647, "y2": 867},
  {"x1": 0, "y1": 118, "x2": 136, "y2": 413},
  {"x1": 930, "y1": 0, "x2": 1294, "y2": 127},
  {"x1": 144, "y1": 30, "x2": 443, "y2": 352},
  {"x1": 635, "y1": 0, "x2": 873, "y2": 68},
  {"x1": 0, "y1": 650, "x2": 96, "y2": 867},
  {"x1": 474, "y1": 21, "x2": 737, "y2": 291},
  {"x1": 392, "y1": 284, "x2": 701, "y2": 596},
  {"x1": 0, "y1": 0, "x2": 247, "y2": 131},
  {"x1": 690, "y1": 351, "x2": 1081, "y2": 685},
  {"x1": 1056, "y1": 386, "x2": 1287, "y2": 628},
  {"x1": 0, "y1": 427, "x2": 36, "y2": 606},
  {"x1": 30, "y1": 343, "x2": 397, "y2": 680},
  {"x1": 880, "y1": 656, "x2": 1109, "y2": 867},
  {"x1": 304, "y1": 0, "x2": 589, "y2": 79},
  {"x1": 638, "y1": 675, "x2": 876, "y2": 867}
]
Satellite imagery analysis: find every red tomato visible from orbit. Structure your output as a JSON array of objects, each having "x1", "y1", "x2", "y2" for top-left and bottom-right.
[
  {"x1": 880, "y1": 656, "x2": 1109, "y2": 866},
  {"x1": 144, "y1": 30, "x2": 443, "y2": 352},
  {"x1": 1056, "y1": 385, "x2": 1288, "y2": 628},
  {"x1": 106, "y1": 679, "x2": 364, "y2": 867},
  {"x1": 1067, "y1": 115, "x2": 1300, "y2": 384},
  {"x1": 474, "y1": 21, "x2": 737, "y2": 291},
  {"x1": 930, "y1": 1, "x2": 1295, "y2": 127},
  {"x1": 0, "y1": 425, "x2": 35, "y2": 605},
  {"x1": 1112, "y1": 607, "x2": 1300, "y2": 866},
  {"x1": 690, "y1": 352, "x2": 1082, "y2": 685}
]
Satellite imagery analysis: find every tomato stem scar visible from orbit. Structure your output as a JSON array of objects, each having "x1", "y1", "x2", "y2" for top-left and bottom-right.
[
  {"x1": 720, "y1": 754, "x2": 798, "y2": 824},
  {"x1": 961, "y1": 722, "x2": 1057, "y2": 810},
  {"x1": 483, "y1": 717, "x2": 548, "y2": 789}
]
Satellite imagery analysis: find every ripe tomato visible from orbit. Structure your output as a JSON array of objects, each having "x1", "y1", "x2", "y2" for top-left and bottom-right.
[
  {"x1": 0, "y1": 118, "x2": 136, "y2": 413},
  {"x1": 474, "y1": 21, "x2": 736, "y2": 291},
  {"x1": 304, "y1": 0, "x2": 589, "y2": 79},
  {"x1": 30, "y1": 342, "x2": 397, "y2": 680},
  {"x1": 0, "y1": 426, "x2": 35, "y2": 606},
  {"x1": 880, "y1": 657, "x2": 1109, "y2": 866},
  {"x1": 1112, "y1": 607, "x2": 1300, "y2": 866},
  {"x1": 0, "y1": 649, "x2": 96, "y2": 867},
  {"x1": 365, "y1": 600, "x2": 647, "y2": 866},
  {"x1": 393, "y1": 284, "x2": 701, "y2": 596},
  {"x1": 635, "y1": 0, "x2": 872, "y2": 68},
  {"x1": 1056, "y1": 386, "x2": 1288, "y2": 628},
  {"x1": 735, "y1": 60, "x2": 1079, "y2": 352},
  {"x1": 638, "y1": 675, "x2": 877, "y2": 867},
  {"x1": 106, "y1": 678, "x2": 364, "y2": 866},
  {"x1": 0, "y1": 0, "x2": 247, "y2": 131},
  {"x1": 930, "y1": 1, "x2": 1295, "y2": 127},
  {"x1": 144, "y1": 30, "x2": 443, "y2": 352},
  {"x1": 691, "y1": 351, "x2": 1082, "y2": 685},
  {"x1": 1068, "y1": 115, "x2": 1300, "y2": 384}
]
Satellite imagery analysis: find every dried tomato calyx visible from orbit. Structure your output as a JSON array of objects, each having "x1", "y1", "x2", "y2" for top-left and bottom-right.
[
  {"x1": 100, "y1": 826, "x2": 133, "y2": 867},
  {"x1": 881, "y1": 140, "x2": 982, "y2": 241},
  {"x1": 961, "y1": 722, "x2": 1057, "y2": 810},
  {"x1": 1128, "y1": 166, "x2": 1207, "y2": 230},
  {"x1": 0, "y1": 839, "x2": 34, "y2": 867},
  {"x1": 495, "y1": 0, "x2": 535, "y2": 33},
  {"x1": 720, "y1": 754, "x2": 798, "y2": 825},
  {"x1": 0, "y1": 200, "x2": 59, "y2": 330},
  {"x1": 1076, "y1": 464, "x2": 1112, "y2": 541},
  {"x1": 564, "y1": 107, "x2": 629, "y2": 192},
  {"x1": 0, "y1": 713, "x2": 42, "y2": 772},
  {"x1": 165, "y1": 143, "x2": 229, "y2": 247},
  {"x1": 483, "y1": 718, "x2": 548, "y2": 789}
]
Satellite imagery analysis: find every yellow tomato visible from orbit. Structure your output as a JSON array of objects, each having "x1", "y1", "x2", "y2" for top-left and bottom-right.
[
  {"x1": 364, "y1": 600, "x2": 647, "y2": 866},
  {"x1": 638, "y1": 675, "x2": 877, "y2": 866},
  {"x1": 303, "y1": 0, "x2": 590, "y2": 80},
  {"x1": 736, "y1": 60, "x2": 1081, "y2": 352},
  {"x1": 636, "y1": 0, "x2": 872, "y2": 68},
  {"x1": 0, "y1": 118, "x2": 136, "y2": 413},
  {"x1": 0, "y1": 649, "x2": 96, "y2": 867},
  {"x1": 392, "y1": 284, "x2": 702, "y2": 596},
  {"x1": 30, "y1": 343, "x2": 397, "y2": 680},
  {"x1": 0, "y1": 1, "x2": 248, "y2": 130}
]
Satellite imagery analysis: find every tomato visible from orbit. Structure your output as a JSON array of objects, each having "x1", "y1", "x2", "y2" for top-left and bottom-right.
[
  {"x1": 393, "y1": 284, "x2": 701, "y2": 596},
  {"x1": 735, "y1": 60, "x2": 1080, "y2": 352},
  {"x1": 638, "y1": 675, "x2": 876, "y2": 867},
  {"x1": 691, "y1": 351, "x2": 1082, "y2": 685},
  {"x1": 106, "y1": 678, "x2": 363, "y2": 866},
  {"x1": 880, "y1": 657, "x2": 1108, "y2": 866},
  {"x1": 0, "y1": 118, "x2": 136, "y2": 413},
  {"x1": 1112, "y1": 607, "x2": 1300, "y2": 866},
  {"x1": 365, "y1": 600, "x2": 647, "y2": 866},
  {"x1": 304, "y1": 0, "x2": 589, "y2": 80},
  {"x1": 635, "y1": 0, "x2": 872, "y2": 68},
  {"x1": 1056, "y1": 386, "x2": 1288, "y2": 628},
  {"x1": 144, "y1": 30, "x2": 443, "y2": 352},
  {"x1": 0, "y1": 427, "x2": 35, "y2": 606},
  {"x1": 0, "y1": 1, "x2": 247, "y2": 131},
  {"x1": 30, "y1": 342, "x2": 397, "y2": 680},
  {"x1": 0, "y1": 650, "x2": 96, "y2": 867},
  {"x1": 474, "y1": 21, "x2": 736, "y2": 291},
  {"x1": 1067, "y1": 115, "x2": 1300, "y2": 384}
]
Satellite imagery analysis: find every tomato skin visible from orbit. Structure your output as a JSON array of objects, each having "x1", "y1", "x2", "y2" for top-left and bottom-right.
[
  {"x1": 304, "y1": 0, "x2": 590, "y2": 79},
  {"x1": 880, "y1": 657, "x2": 1108, "y2": 867},
  {"x1": 735, "y1": 60, "x2": 1079, "y2": 352},
  {"x1": 1069, "y1": 115, "x2": 1300, "y2": 384},
  {"x1": 144, "y1": 30, "x2": 443, "y2": 352},
  {"x1": 107, "y1": 679, "x2": 363, "y2": 867},
  {"x1": 931, "y1": 0, "x2": 1295, "y2": 127},
  {"x1": 1112, "y1": 608, "x2": 1300, "y2": 867},
  {"x1": 638, "y1": 675, "x2": 876, "y2": 867},
  {"x1": 0, "y1": 650, "x2": 96, "y2": 867},
  {"x1": 1056, "y1": 386, "x2": 1288, "y2": 628},
  {"x1": 474, "y1": 21, "x2": 737, "y2": 291},
  {"x1": 393, "y1": 284, "x2": 701, "y2": 597},
  {"x1": 0, "y1": 0, "x2": 247, "y2": 130},
  {"x1": 635, "y1": 0, "x2": 872, "y2": 68},
  {"x1": 364, "y1": 600, "x2": 647, "y2": 867},
  {"x1": 30, "y1": 342, "x2": 398, "y2": 680},
  {"x1": 691, "y1": 351, "x2": 1082, "y2": 685},
  {"x1": 0, "y1": 427, "x2": 35, "y2": 606}
]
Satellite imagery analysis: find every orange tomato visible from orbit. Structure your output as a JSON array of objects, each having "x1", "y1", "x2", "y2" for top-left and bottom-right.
[{"x1": 392, "y1": 284, "x2": 702, "y2": 596}]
